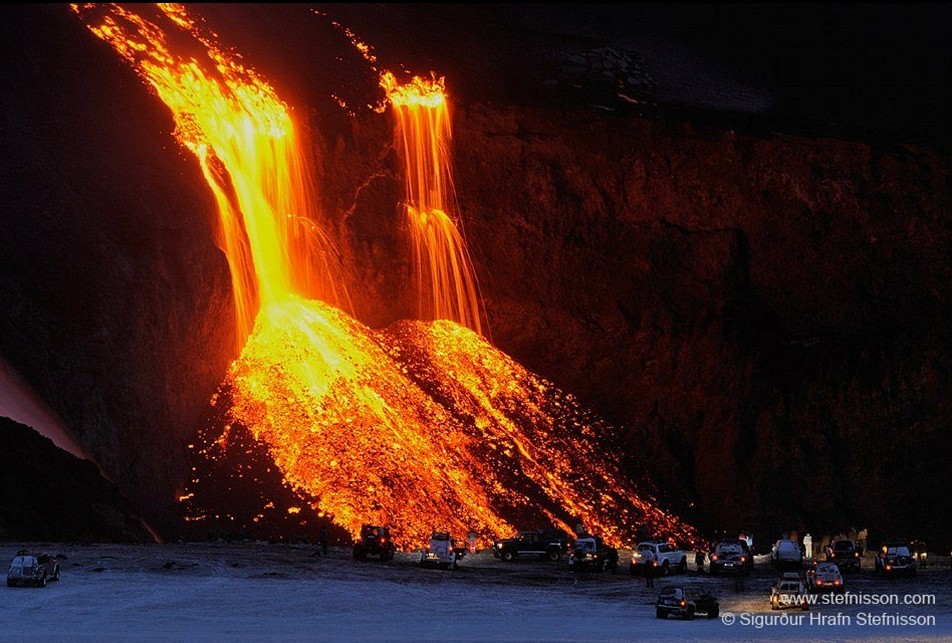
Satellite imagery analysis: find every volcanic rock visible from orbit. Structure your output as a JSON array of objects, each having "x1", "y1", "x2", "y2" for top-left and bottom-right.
[{"x1": 0, "y1": 417, "x2": 151, "y2": 541}]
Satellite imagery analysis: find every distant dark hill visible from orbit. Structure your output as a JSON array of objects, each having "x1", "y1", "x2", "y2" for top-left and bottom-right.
[{"x1": 0, "y1": 417, "x2": 151, "y2": 542}]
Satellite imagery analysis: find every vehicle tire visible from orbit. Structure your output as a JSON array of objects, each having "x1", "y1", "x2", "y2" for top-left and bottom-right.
[
  {"x1": 547, "y1": 549, "x2": 561, "y2": 562},
  {"x1": 656, "y1": 609, "x2": 666, "y2": 619},
  {"x1": 709, "y1": 607, "x2": 719, "y2": 619},
  {"x1": 501, "y1": 550, "x2": 515, "y2": 562},
  {"x1": 677, "y1": 557, "x2": 687, "y2": 574},
  {"x1": 609, "y1": 559, "x2": 618, "y2": 574},
  {"x1": 661, "y1": 561, "x2": 670, "y2": 576},
  {"x1": 40, "y1": 575, "x2": 47, "y2": 588},
  {"x1": 684, "y1": 607, "x2": 695, "y2": 621},
  {"x1": 6, "y1": 579, "x2": 14, "y2": 588},
  {"x1": 53, "y1": 566, "x2": 60, "y2": 581}
]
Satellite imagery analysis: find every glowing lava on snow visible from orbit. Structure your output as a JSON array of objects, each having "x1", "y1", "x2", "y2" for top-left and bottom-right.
[
  {"x1": 73, "y1": 4, "x2": 695, "y2": 548},
  {"x1": 382, "y1": 72, "x2": 483, "y2": 334}
]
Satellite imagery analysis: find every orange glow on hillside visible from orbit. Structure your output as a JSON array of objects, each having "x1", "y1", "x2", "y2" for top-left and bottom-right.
[
  {"x1": 74, "y1": 4, "x2": 695, "y2": 549},
  {"x1": 382, "y1": 72, "x2": 483, "y2": 335},
  {"x1": 71, "y1": 3, "x2": 347, "y2": 346},
  {"x1": 184, "y1": 296, "x2": 694, "y2": 548}
]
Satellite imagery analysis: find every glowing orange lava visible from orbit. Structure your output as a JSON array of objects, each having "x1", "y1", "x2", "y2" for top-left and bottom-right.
[
  {"x1": 71, "y1": 2, "x2": 348, "y2": 346},
  {"x1": 382, "y1": 72, "x2": 483, "y2": 335},
  {"x1": 74, "y1": 4, "x2": 695, "y2": 549}
]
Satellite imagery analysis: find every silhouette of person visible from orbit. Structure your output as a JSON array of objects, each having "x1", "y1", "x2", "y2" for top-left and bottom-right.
[{"x1": 319, "y1": 526, "x2": 329, "y2": 557}]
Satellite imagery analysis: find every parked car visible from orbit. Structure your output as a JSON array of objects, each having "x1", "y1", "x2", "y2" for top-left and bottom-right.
[
  {"x1": 7, "y1": 552, "x2": 59, "y2": 587},
  {"x1": 420, "y1": 531, "x2": 466, "y2": 569},
  {"x1": 655, "y1": 587, "x2": 720, "y2": 620},
  {"x1": 420, "y1": 532, "x2": 465, "y2": 569},
  {"x1": 353, "y1": 525, "x2": 396, "y2": 561},
  {"x1": 492, "y1": 529, "x2": 570, "y2": 562},
  {"x1": 826, "y1": 539, "x2": 861, "y2": 571},
  {"x1": 568, "y1": 536, "x2": 618, "y2": 573},
  {"x1": 807, "y1": 561, "x2": 845, "y2": 593},
  {"x1": 770, "y1": 572, "x2": 809, "y2": 610},
  {"x1": 875, "y1": 543, "x2": 917, "y2": 577},
  {"x1": 708, "y1": 539, "x2": 752, "y2": 576},
  {"x1": 771, "y1": 539, "x2": 803, "y2": 570},
  {"x1": 629, "y1": 540, "x2": 687, "y2": 575}
]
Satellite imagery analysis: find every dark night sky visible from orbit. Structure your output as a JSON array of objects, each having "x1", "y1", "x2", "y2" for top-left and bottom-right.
[{"x1": 316, "y1": 3, "x2": 952, "y2": 145}]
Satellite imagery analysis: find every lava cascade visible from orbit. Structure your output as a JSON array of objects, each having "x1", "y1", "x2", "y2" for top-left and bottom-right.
[
  {"x1": 73, "y1": 3, "x2": 695, "y2": 548},
  {"x1": 382, "y1": 72, "x2": 483, "y2": 334},
  {"x1": 71, "y1": 2, "x2": 348, "y2": 345}
]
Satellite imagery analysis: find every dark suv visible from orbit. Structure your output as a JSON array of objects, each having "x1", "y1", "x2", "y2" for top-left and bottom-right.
[
  {"x1": 709, "y1": 539, "x2": 752, "y2": 576},
  {"x1": 353, "y1": 525, "x2": 396, "y2": 561},
  {"x1": 493, "y1": 529, "x2": 570, "y2": 562},
  {"x1": 568, "y1": 536, "x2": 619, "y2": 572},
  {"x1": 7, "y1": 552, "x2": 60, "y2": 587},
  {"x1": 875, "y1": 543, "x2": 917, "y2": 577},
  {"x1": 827, "y1": 540, "x2": 862, "y2": 571}
]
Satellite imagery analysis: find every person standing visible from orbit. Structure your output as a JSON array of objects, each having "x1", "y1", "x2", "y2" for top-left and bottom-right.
[
  {"x1": 645, "y1": 550, "x2": 657, "y2": 588},
  {"x1": 857, "y1": 527, "x2": 868, "y2": 554},
  {"x1": 804, "y1": 533, "x2": 813, "y2": 560},
  {"x1": 319, "y1": 526, "x2": 329, "y2": 557}
]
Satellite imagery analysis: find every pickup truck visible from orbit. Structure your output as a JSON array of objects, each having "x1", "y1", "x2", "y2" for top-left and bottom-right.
[
  {"x1": 492, "y1": 529, "x2": 570, "y2": 562},
  {"x1": 630, "y1": 540, "x2": 688, "y2": 575}
]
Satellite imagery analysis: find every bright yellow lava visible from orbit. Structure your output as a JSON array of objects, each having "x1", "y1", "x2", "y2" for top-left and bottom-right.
[
  {"x1": 73, "y1": 4, "x2": 695, "y2": 549},
  {"x1": 382, "y1": 72, "x2": 483, "y2": 335},
  {"x1": 72, "y1": 2, "x2": 347, "y2": 346}
]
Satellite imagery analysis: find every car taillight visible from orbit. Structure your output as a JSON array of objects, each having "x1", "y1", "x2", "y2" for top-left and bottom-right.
[
  {"x1": 816, "y1": 580, "x2": 823, "y2": 585},
  {"x1": 854, "y1": 552, "x2": 859, "y2": 557},
  {"x1": 711, "y1": 555, "x2": 717, "y2": 561},
  {"x1": 741, "y1": 556, "x2": 746, "y2": 563},
  {"x1": 834, "y1": 580, "x2": 841, "y2": 585},
  {"x1": 830, "y1": 553, "x2": 835, "y2": 557},
  {"x1": 886, "y1": 565, "x2": 892, "y2": 570},
  {"x1": 679, "y1": 601, "x2": 686, "y2": 607}
]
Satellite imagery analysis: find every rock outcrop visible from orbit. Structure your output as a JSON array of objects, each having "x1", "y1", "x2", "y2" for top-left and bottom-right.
[{"x1": 0, "y1": 417, "x2": 151, "y2": 541}]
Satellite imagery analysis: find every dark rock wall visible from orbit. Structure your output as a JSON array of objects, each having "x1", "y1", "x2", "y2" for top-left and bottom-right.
[
  {"x1": 0, "y1": 417, "x2": 151, "y2": 541},
  {"x1": 450, "y1": 106, "x2": 952, "y2": 545},
  {"x1": 0, "y1": 6, "x2": 234, "y2": 530}
]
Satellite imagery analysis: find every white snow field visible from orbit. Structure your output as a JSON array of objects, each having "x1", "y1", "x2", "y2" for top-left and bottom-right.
[{"x1": 1, "y1": 543, "x2": 948, "y2": 642}]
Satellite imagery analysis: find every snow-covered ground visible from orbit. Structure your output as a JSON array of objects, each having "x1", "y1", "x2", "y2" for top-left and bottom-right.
[{"x1": 2, "y1": 543, "x2": 949, "y2": 641}]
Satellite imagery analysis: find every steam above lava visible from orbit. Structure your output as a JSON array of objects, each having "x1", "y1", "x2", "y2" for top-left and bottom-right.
[{"x1": 72, "y1": 3, "x2": 695, "y2": 547}]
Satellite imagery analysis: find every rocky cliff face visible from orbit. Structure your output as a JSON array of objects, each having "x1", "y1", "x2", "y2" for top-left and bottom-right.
[
  {"x1": 2, "y1": 6, "x2": 949, "y2": 546},
  {"x1": 0, "y1": 417, "x2": 151, "y2": 541},
  {"x1": 448, "y1": 107, "x2": 952, "y2": 545},
  {"x1": 0, "y1": 6, "x2": 235, "y2": 531}
]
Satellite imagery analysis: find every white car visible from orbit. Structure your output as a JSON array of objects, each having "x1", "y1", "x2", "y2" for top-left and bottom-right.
[
  {"x1": 629, "y1": 541, "x2": 687, "y2": 575},
  {"x1": 807, "y1": 562, "x2": 845, "y2": 593},
  {"x1": 771, "y1": 539, "x2": 803, "y2": 569},
  {"x1": 771, "y1": 572, "x2": 809, "y2": 610},
  {"x1": 420, "y1": 532, "x2": 461, "y2": 569}
]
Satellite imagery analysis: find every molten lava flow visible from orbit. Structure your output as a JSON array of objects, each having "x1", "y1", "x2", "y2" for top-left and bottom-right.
[
  {"x1": 71, "y1": 3, "x2": 348, "y2": 346},
  {"x1": 184, "y1": 296, "x2": 694, "y2": 548},
  {"x1": 75, "y1": 4, "x2": 696, "y2": 549},
  {"x1": 382, "y1": 72, "x2": 483, "y2": 335}
]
